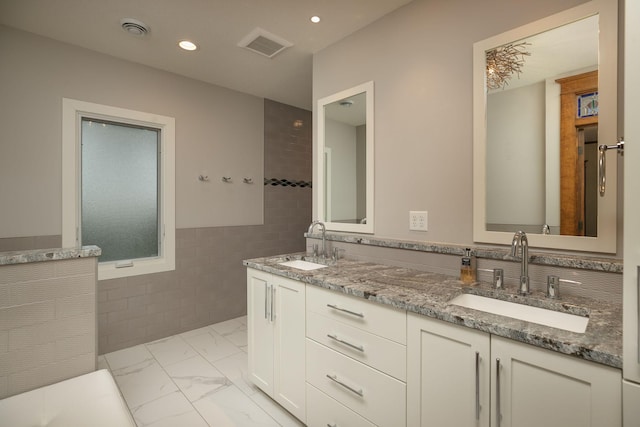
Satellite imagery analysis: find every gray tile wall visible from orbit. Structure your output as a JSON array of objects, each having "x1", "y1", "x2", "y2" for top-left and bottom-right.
[{"x1": 0, "y1": 100, "x2": 312, "y2": 354}]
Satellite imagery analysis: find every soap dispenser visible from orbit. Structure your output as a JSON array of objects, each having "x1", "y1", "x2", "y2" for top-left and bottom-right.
[{"x1": 460, "y1": 248, "x2": 477, "y2": 285}]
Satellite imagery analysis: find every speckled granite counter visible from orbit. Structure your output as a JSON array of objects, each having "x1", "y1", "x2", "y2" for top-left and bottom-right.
[
  {"x1": 0, "y1": 246, "x2": 101, "y2": 265},
  {"x1": 244, "y1": 253, "x2": 622, "y2": 369}
]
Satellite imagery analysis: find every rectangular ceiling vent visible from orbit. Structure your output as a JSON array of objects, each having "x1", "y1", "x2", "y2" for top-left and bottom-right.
[{"x1": 238, "y1": 27, "x2": 292, "y2": 58}]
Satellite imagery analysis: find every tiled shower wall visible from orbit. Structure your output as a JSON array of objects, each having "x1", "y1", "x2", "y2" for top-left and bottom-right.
[
  {"x1": 96, "y1": 99, "x2": 312, "y2": 353},
  {"x1": 0, "y1": 99, "x2": 312, "y2": 354}
]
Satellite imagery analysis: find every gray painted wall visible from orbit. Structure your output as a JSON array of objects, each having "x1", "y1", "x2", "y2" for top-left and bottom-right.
[
  {"x1": 312, "y1": 0, "x2": 594, "y2": 246},
  {"x1": 0, "y1": 24, "x2": 264, "y2": 238}
]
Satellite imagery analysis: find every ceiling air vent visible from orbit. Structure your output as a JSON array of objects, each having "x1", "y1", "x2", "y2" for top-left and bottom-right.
[
  {"x1": 238, "y1": 28, "x2": 292, "y2": 58},
  {"x1": 120, "y1": 18, "x2": 150, "y2": 36}
]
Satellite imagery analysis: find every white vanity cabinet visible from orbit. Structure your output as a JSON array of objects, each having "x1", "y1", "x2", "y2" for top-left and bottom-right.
[
  {"x1": 246, "y1": 269, "x2": 306, "y2": 422},
  {"x1": 305, "y1": 285, "x2": 407, "y2": 427},
  {"x1": 491, "y1": 335, "x2": 621, "y2": 427},
  {"x1": 407, "y1": 312, "x2": 491, "y2": 427},
  {"x1": 408, "y1": 313, "x2": 622, "y2": 427}
]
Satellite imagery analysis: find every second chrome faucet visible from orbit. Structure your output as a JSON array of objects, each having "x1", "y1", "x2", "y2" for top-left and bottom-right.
[
  {"x1": 308, "y1": 220, "x2": 327, "y2": 259},
  {"x1": 511, "y1": 230, "x2": 530, "y2": 295}
]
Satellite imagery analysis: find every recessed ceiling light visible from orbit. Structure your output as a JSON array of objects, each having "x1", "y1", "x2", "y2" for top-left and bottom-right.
[
  {"x1": 179, "y1": 40, "x2": 198, "y2": 51},
  {"x1": 310, "y1": 16, "x2": 321, "y2": 24}
]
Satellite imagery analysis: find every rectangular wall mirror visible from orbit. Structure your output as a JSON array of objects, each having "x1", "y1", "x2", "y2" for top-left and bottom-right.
[
  {"x1": 317, "y1": 81, "x2": 374, "y2": 233},
  {"x1": 473, "y1": 0, "x2": 618, "y2": 253}
]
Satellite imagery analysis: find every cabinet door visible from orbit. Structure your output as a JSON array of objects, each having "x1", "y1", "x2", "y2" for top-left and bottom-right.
[
  {"x1": 407, "y1": 313, "x2": 490, "y2": 427},
  {"x1": 247, "y1": 269, "x2": 274, "y2": 395},
  {"x1": 491, "y1": 336, "x2": 621, "y2": 427},
  {"x1": 273, "y1": 276, "x2": 306, "y2": 421}
]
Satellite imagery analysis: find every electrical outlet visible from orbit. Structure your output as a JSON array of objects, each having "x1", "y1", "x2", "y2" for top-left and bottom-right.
[{"x1": 409, "y1": 211, "x2": 428, "y2": 231}]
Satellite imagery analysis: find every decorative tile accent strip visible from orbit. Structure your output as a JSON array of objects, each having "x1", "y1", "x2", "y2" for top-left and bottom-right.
[
  {"x1": 305, "y1": 232, "x2": 623, "y2": 274},
  {"x1": 0, "y1": 245, "x2": 101, "y2": 265},
  {"x1": 264, "y1": 178, "x2": 312, "y2": 188}
]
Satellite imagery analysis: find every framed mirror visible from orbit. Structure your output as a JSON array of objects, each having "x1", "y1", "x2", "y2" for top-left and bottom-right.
[
  {"x1": 317, "y1": 81, "x2": 374, "y2": 233},
  {"x1": 473, "y1": 0, "x2": 618, "y2": 252}
]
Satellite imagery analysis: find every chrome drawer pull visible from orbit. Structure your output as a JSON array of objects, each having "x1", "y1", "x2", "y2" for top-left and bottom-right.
[
  {"x1": 326, "y1": 374, "x2": 364, "y2": 397},
  {"x1": 327, "y1": 334, "x2": 365, "y2": 352},
  {"x1": 326, "y1": 304, "x2": 364, "y2": 318}
]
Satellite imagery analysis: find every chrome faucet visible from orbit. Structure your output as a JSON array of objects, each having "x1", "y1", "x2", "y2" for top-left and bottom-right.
[
  {"x1": 511, "y1": 231, "x2": 530, "y2": 295},
  {"x1": 308, "y1": 220, "x2": 327, "y2": 258}
]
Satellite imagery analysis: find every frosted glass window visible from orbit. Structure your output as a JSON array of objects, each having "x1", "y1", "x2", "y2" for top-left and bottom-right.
[{"x1": 81, "y1": 119, "x2": 160, "y2": 263}]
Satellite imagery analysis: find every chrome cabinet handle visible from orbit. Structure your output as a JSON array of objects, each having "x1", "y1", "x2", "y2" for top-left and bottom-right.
[
  {"x1": 327, "y1": 334, "x2": 365, "y2": 352},
  {"x1": 496, "y1": 358, "x2": 502, "y2": 427},
  {"x1": 326, "y1": 373, "x2": 364, "y2": 397},
  {"x1": 264, "y1": 282, "x2": 268, "y2": 319},
  {"x1": 266, "y1": 283, "x2": 271, "y2": 321},
  {"x1": 271, "y1": 286, "x2": 276, "y2": 322},
  {"x1": 326, "y1": 304, "x2": 364, "y2": 318},
  {"x1": 637, "y1": 266, "x2": 640, "y2": 363},
  {"x1": 475, "y1": 351, "x2": 481, "y2": 421},
  {"x1": 598, "y1": 138, "x2": 624, "y2": 196}
]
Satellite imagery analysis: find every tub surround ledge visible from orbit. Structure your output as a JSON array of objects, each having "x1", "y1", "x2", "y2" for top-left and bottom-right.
[
  {"x1": 0, "y1": 245, "x2": 100, "y2": 398},
  {"x1": 244, "y1": 253, "x2": 622, "y2": 369},
  {"x1": 0, "y1": 246, "x2": 101, "y2": 266}
]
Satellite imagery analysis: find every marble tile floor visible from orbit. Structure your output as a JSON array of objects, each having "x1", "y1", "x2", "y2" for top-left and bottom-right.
[{"x1": 99, "y1": 316, "x2": 304, "y2": 427}]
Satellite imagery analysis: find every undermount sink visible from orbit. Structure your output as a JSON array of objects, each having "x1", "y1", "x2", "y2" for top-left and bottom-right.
[
  {"x1": 278, "y1": 260, "x2": 328, "y2": 271},
  {"x1": 448, "y1": 293, "x2": 589, "y2": 333}
]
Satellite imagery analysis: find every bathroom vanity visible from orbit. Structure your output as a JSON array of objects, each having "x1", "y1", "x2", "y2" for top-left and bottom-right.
[{"x1": 245, "y1": 253, "x2": 622, "y2": 427}]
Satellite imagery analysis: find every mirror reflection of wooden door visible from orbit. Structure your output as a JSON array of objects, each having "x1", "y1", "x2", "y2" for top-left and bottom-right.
[
  {"x1": 583, "y1": 126, "x2": 599, "y2": 236},
  {"x1": 557, "y1": 70, "x2": 598, "y2": 236}
]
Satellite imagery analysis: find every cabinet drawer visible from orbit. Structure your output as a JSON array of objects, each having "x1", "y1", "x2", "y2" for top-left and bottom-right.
[
  {"x1": 306, "y1": 339, "x2": 406, "y2": 427},
  {"x1": 306, "y1": 285, "x2": 407, "y2": 344},
  {"x1": 306, "y1": 383, "x2": 376, "y2": 427},
  {"x1": 307, "y1": 311, "x2": 406, "y2": 381}
]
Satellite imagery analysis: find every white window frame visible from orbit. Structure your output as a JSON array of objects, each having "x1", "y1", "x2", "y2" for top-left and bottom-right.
[{"x1": 62, "y1": 98, "x2": 175, "y2": 280}]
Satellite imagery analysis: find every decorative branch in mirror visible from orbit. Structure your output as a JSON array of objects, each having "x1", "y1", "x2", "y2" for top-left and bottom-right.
[
  {"x1": 473, "y1": 0, "x2": 618, "y2": 253},
  {"x1": 317, "y1": 81, "x2": 374, "y2": 233},
  {"x1": 485, "y1": 42, "x2": 531, "y2": 90}
]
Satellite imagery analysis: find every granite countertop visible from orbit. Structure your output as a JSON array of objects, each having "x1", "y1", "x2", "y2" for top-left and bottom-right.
[
  {"x1": 0, "y1": 246, "x2": 102, "y2": 266},
  {"x1": 244, "y1": 252, "x2": 622, "y2": 369}
]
